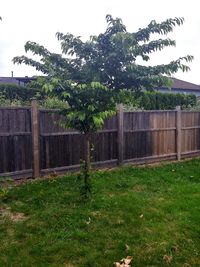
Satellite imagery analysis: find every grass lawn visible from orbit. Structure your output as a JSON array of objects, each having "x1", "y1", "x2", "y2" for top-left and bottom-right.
[{"x1": 0, "y1": 159, "x2": 200, "y2": 267}]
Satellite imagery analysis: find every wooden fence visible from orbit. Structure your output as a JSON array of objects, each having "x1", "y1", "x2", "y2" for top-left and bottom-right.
[{"x1": 0, "y1": 101, "x2": 200, "y2": 179}]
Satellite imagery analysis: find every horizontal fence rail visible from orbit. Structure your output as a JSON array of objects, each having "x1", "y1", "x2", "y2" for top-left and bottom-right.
[{"x1": 0, "y1": 102, "x2": 200, "y2": 179}]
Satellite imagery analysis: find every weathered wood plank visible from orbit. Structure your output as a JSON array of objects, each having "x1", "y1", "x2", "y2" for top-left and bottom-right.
[
  {"x1": 117, "y1": 104, "x2": 124, "y2": 164},
  {"x1": 31, "y1": 100, "x2": 40, "y2": 178},
  {"x1": 176, "y1": 106, "x2": 181, "y2": 161}
]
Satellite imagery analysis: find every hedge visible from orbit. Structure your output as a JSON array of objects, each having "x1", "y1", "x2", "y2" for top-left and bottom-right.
[
  {"x1": 0, "y1": 83, "x2": 197, "y2": 110},
  {"x1": 135, "y1": 91, "x2": 197, "y2": 110},
  {"x1": 0, "y1": 83, "x2": 42, "y2": 102}
]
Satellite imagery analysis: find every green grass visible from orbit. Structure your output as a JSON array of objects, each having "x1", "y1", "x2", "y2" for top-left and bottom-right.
[{"x1": 0, "y1": 159, "x2": 200, "y2": 267}]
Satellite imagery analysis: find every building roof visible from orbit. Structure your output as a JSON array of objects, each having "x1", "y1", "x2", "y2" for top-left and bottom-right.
[
  {"x1": 1, "y1": 76, "x2": 200, "y2": 91},
  {"x1": 0, "y1": 77, "x2": 18, "y2": 84},
  {"x1": 0, "y1": 76, "x2": 36, "y2": 85},
  {"x1": 168, "y1": 77, "x2": 200, "y2": 91}
]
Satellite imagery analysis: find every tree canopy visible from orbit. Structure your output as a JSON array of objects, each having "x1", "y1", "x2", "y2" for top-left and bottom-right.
[{"x1": 14, "y1": 15, "x2": 193, "y2": 92}]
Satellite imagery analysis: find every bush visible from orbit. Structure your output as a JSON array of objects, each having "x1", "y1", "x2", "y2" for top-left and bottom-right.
[
  {"x1": 132, "y1": 91, "x2": 197, "y2": 110},
  {"x1": 0, "y1": 84, "x2": 67, "y2": 109},
  {"x1": 0, "y1": 83, "x2": 42, "y2": 102},
  {"x1": 38, "y1": 96, "x2": 68, "y2": 109},
  {"x1": 184, "y1": 99, "x2": 200, "y2": 111},
  {"x1": 0, "y1": 93, "x2": 28, "y2": 107}
]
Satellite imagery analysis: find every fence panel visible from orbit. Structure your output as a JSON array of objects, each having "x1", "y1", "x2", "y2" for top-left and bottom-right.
[
  {"x1": 39, "y1": 110, "x2": 118, "y2": 173},
  {"x1": 0, "y1": 104, "x2": 200, "y2": 179},
  {"x1": 0, "y1": 107, "x2": 32, "y2": 178},
  {"x1": 181, "y1": 111, "x2": 200, "y2": 156},
  {"x1": 123, "y1": 111, "x2": 177, "y2": 162}
]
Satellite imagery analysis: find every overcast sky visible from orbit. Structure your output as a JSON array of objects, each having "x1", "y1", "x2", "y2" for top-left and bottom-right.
[{"x1": 1, "y1": 0, "x2": 200, "y2": 84}]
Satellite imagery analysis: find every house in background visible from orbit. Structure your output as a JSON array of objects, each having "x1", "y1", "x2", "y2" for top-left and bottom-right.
[
  {"x1": 0, "y1": 76, "x2": 36, "y2": 86},
  {"x1": 155, "y1": 77, "x2": 200, "y2": 98}
]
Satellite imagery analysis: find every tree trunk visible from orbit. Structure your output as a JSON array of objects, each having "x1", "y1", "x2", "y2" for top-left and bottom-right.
[{"x1": 83, "y1": 132, "x2": 91, "y2": 193}]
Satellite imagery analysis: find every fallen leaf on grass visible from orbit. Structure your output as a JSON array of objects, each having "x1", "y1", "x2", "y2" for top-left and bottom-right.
[
  {"x1": 114, "y1": 256, "x2": 133, "y2": 267},
  {"x1": 124, "y1": 256, "x2": 133, "y2": 265},
  {"x1": 85, "y1": 217, "x2": 91, "y2": 225},
  {"x1": 125, "y1": 244, "x2": 130, "y2": 252},
  {"x1": 0, "y1": 206, "x2": 27, "y2": 222},
  {"x1": 171, "y1": 245, "x2": 179, "y2": 253},
  {"x1": 163, "y1": 254, "x2": 173, "y2": 264}
]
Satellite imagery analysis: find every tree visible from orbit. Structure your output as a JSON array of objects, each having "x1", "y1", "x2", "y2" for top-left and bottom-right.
[{"x1": 13, "y1": 15, "x2": 193, "y2": 194}]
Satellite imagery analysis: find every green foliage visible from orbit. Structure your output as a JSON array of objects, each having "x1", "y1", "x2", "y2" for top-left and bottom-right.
[
  {"x1": 13, "y1": 15, "x2": 193, "y2": 131},
  {"x1": 0, "y1": 177, "x2": 14, "y2": 200},
  {"x1": 0, "y1": 92, "x2": 28, "y2": 107},
  {"x1": 132, "y1": 91, "x2": 197, "y2": 110},
  {"x1": 56, "y1": 82, "x2": 130, "y2": 133},
  {"x1": 39, "y1": 96, "x2": 68, "y2": 109},
  {"x1": 0, "y1": 82, "x2": 67, "y2": 108},
  {"x1": 184, "y1": 99, "x2": 200, "y2": 111},
  {"x1": 14, "y1": 15, "x2": 193, "y2": 92},
  {"x1": 0, "y1": 83, "x2": 41, "y2": 103}
]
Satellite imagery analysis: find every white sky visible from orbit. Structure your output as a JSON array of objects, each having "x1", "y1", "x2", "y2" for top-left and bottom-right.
[{"x1": 1, "y1": 0, "x2": 200, "y2": 84}]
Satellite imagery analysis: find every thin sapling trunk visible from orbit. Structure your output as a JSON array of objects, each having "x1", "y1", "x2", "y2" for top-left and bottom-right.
[{"x1": 82, "y1": 132, "x2": 91, "y2": 195}]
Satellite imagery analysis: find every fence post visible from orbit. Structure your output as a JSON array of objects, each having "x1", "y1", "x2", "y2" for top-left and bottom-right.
[
  {"x1": 176, "y1": 106, "x2": 181, "y2": 161},
  {"x1": 117, "y1": 104, "x2": 124, "y2": 164},
  {"x1": 31, "y1": 100, "x2": 40, "y2": 178}
]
